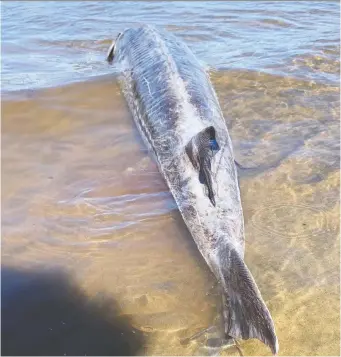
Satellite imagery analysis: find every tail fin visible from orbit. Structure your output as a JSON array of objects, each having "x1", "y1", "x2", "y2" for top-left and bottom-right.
[{"x1": 218, "y1": 246, "x2": 279, "y2": 355}]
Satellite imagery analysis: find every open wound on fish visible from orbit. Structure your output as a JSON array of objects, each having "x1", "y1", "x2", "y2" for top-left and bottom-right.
[
  {"x1": 107, "y1": 32, "x2": 123, "y2": 64},
  {"x1": 185, "y1": 126, "x2": 220, "y2": 206}
]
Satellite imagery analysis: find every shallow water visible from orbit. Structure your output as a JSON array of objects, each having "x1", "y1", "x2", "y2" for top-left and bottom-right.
[{"x1": 1, "y1": 1, "x2": 340, "y2": 356}]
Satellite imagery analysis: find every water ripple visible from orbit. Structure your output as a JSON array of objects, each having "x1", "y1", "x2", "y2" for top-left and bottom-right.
[{"x1": 2, "y1": 1, "x2": 339, "y2": 91}]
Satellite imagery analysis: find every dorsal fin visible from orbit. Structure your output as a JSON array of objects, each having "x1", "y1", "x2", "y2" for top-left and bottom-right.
[
  {"x1": 106, "y1": 32, "x2": 123, "y2": 64},
  {"x1": 185, "y1": 126, "x2": 220, "y2": 206}
]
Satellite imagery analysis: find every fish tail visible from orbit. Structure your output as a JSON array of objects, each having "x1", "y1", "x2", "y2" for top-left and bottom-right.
[{"x1": 218, "y1": 246, "x2": 279, "y2": 355}]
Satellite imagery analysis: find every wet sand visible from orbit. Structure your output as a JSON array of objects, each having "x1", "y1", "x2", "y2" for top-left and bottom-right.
[{"x1": 2, "y1": 70, "x2": 339, "y2": 355}]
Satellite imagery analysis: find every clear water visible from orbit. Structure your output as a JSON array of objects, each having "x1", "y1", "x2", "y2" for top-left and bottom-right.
[{"x1": 1, "y1": 1, "x2": 340, "y2": 356}]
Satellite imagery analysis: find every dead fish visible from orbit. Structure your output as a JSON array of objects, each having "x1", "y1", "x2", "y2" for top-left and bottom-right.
[{"x1": 107, "y1": 25, "x2": 278, "y2": 355}]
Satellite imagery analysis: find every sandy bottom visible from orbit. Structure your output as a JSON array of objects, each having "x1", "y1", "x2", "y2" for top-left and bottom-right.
[{"x1": 2, "y1": 71, "x2": 340, "y2": 356}]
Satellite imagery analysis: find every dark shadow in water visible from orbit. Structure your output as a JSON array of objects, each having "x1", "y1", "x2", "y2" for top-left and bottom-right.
[{"x1": 1, "y1": 266, "x2": 145, "y2": 356}]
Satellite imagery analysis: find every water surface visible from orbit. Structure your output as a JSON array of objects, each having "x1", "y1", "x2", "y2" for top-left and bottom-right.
[{"x1": 1, "y1": 1, "x2": 340, "y2": 356}]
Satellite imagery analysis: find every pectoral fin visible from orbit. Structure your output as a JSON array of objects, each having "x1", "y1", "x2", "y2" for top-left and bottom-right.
[{"x1": 186, "y1": 126, "x2": 220, "y2": 206}]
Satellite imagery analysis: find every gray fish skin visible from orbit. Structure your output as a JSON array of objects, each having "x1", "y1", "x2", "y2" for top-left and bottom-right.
[{"x1": 108, "y1": 25, "x2": 278, "y2": 355}]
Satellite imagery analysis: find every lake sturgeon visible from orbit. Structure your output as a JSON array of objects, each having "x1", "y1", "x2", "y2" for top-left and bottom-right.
[{"x1": 107, "y1": 25, "x2": 278, "y2": 355}]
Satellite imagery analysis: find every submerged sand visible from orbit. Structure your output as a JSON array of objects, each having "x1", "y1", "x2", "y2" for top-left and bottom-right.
[{"x1": 2, "y1": 70, "x2": 340, "y2": 356}]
